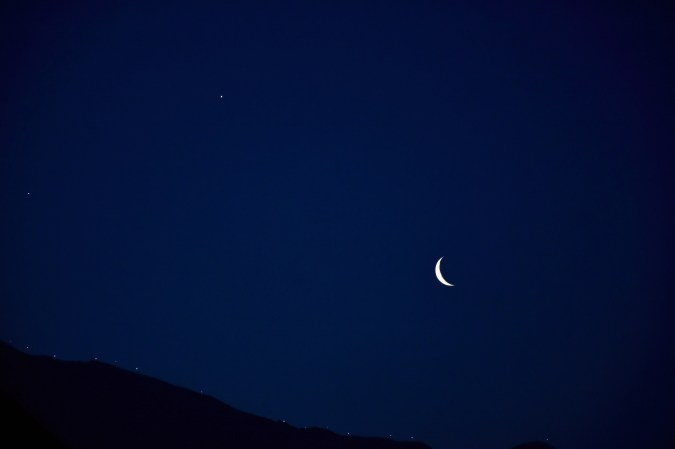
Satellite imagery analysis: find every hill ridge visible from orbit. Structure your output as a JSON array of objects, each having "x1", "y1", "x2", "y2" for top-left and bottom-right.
[{"x1": 0, "y1": 341, "x2": 432, "y2": 449}]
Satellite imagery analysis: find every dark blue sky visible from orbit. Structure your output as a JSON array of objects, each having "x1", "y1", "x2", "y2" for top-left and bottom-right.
[{"x1": 1, "y1": 2, "x2": 673, "y2": 448}]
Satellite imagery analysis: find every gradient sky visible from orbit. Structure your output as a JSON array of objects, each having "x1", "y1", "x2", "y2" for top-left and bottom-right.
[{"x1": 1, "y1": 3, "x2": 673, "y2": 449}]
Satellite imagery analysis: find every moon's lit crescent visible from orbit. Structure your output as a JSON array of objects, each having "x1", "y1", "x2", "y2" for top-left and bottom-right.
[{"x1": 435, "y1": 257, "x2": 454, "y2": 287}]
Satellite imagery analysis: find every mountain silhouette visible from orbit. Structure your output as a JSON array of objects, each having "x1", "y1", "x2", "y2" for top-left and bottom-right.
[
  {"x1": 0, "y1": 341, "x2": 433, "y2": 449},
  {"x1": 0, "y1": 342, "x2": 558, "y2": 449},
  {"x1": 510, "y1": 443, "x2": 557, "y2": 449}
]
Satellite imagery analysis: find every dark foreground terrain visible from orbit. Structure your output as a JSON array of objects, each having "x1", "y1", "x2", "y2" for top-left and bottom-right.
[
  {"x1": 0, "y1": 341, "x2": 433, "y2": 449},
  {"x1": 0, "y1": 342, "x2": 553, "y2": 449}
]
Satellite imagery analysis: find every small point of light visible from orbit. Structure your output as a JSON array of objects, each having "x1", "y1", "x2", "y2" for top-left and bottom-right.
[
  {"x1": 220, "y1": 95, "x2": 223, "y2": 98},
  {"x1": 135, "y1": 367, "x2": 138, "y2": 370},
  {"x1": 27, "y1": 192, "x2": 30, "y2": 195},
  {"x1": 53, "y1": 354, "x2": 56, "y2": 358}
]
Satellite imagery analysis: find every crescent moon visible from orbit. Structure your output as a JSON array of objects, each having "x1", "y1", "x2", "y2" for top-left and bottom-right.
[{"x1": 435, "y1": 257, "x2": 454, "y2": 287}]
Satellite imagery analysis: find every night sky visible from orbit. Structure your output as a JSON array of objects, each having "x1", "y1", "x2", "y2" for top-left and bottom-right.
[{"x1": 1, "y1": 3, "x2": 674, "y2": 449}]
